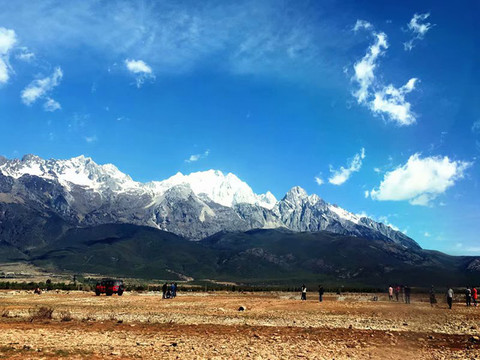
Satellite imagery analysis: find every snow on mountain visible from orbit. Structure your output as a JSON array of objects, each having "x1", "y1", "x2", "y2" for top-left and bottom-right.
[
  {"x1": 0, "y1": 154, "x2": 142, "y2": 193},
  {"x1": 328, "y1": 204, "x2": 362, "y2": 225},
  {"x1": 149, "y1": 169, "x2": 277, "y2": 209},
  {"x1": 0, "y1": 155, "x2": 276, "y2": 209},
  {"x1": 0, "y1": 154, "x2": 417, "y2": 247}
]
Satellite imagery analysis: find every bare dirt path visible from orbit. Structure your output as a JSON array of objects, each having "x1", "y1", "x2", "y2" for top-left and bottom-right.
[{"x1": 0, "y1": 291, "x2": 478, "y2": 359}]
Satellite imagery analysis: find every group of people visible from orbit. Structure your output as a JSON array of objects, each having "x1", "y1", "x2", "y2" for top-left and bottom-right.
[
  {"x1": 300, "y1": 284, "x2": 325, "y2": 302},
  {"x1": 162, "y1": 282, "x2": 177, "y2": 299},
  {"x1": 300, "y1": 283, "x2": 479, "y2": 308},
  {"x1": 388, "y1": 285, "x2": 411, "y2": 303},
  {"x1": 388, "y1": 285, "x2": 479, "y2": 309}
]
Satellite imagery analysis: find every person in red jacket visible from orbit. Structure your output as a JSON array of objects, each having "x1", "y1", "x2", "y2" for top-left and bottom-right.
[{"x1": 473, "y1": 286, "x2": 478, "y2": 307}]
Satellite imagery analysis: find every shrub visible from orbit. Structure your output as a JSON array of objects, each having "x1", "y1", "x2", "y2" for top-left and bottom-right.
[{"x1": 29, "y1": 306, "x2": 54, "y2": 322}]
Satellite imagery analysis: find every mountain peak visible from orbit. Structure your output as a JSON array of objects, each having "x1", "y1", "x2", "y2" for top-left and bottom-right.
[{"x1": 283, "y1": 186, "x2": 308, "y2": 203}]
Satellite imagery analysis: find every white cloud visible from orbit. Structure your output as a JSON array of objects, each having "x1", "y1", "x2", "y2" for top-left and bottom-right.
[
  {"x1": 404, "y1": 13, "x2": 434, "y2": 51},
  {"x1": 364, "y1": 190, "x2": 369, "y2": 198},
  {"x1": 424, "y1": 232, "x2": 431, "y2": 237},
  {"x1": 21, "y1": 67, "x2": 63, "y2": 109},
  {"x1": 16, "y1": 47, "x2": 35, "y2": 61},
  {"x1": 85, "y1": 135, "x2": 97, "y2": 143},
  {"x1": 369, "y1": 153, "x2": 471, "y2": 206},
  {"x1": 351, "y1": 23, "x2": 418, "y2": 126},
  {"x1": 370, "y1": 78, "x2": 418, "y2": 125},
  {"x1": 352, "y1": 32, "x2": 387, "y2": 104},
  {"x1": 353, "y1": 20, "x2": 372, "y2": 32},
  {"x1": 185, "y1": 149, "x2": 210, "y2": 163},
  {"x1": 0, "y1": 27, "x2": 17, "y2": 84},
  {"x1": 472, "y1": 119, "x2": 480, "y2": 134},
  {"x1": 328, "y1": 148, "x2": 365, "y2": 185},
  {"x1": 125, "y1": 59, "x2": 155, "y2": 87},
  {"x1": 43, "y1": 98, "x2": 61, "y2": 112},
  {"x1": 314, "y1": 176, "x2": 324, "y2": 186}
]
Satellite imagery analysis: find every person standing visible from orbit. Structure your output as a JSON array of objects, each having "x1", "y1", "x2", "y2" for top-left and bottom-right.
[
  {"x1": 301, "y1": 284, "x2": 307, "y2": 301},
  {"x1": 388, "y1": 286, "x2": 393, "y2": 301},
  {"x1": 394, "y1": 285, "x2": 400, "y2": 302},
  {"x1": 430, "y1": 286, "x2": 437, "y2": 307},
  {"x1": 404, "y1": 285, "x2": 411, "y2": 304},
  {"x1": 318, "y1": 285, "x2": 324, "y2": 302},
  {"x1": 447, "y1": 287, "x2": 454, "y2": 309},
  {"x1": 162, "y1": 283, "x2": 167, "y2": 299},
  {"x1": 466, "y1": 287, "x2": 472, "y2": 306},
  {"x1": 472, "y1": 286, "x2": 478, "y2": 307},
  {"x1": 173, "y1": 282, "x2": 178, "y2": 298}
]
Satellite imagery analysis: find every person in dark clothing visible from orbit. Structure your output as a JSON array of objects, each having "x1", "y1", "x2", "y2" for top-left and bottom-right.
[
  {"x1": 172, "y1": 283, "x2": 178, "y2": 298},
  {"x1": 162, "y1": 283, "x2": 167, "y2": 299},
  {"x1": 466, "y1": 287, "x2": 472, "y2": 306},
  {"x1": 318, "y1": 285, "x2": 324, "y2": 302},
  {"x1": 446, "y1": 288, "x2": 454, "y2": 309},
  {"x1": 404, "y1": 285, "x2": 411, "y2": 304},
  {"x1": 301, "y1": 284, "x2": 307, "y2": 301},
  {"x1": 394, "y1": 286, "x2": 400, "y2": 301},
  {"x1": 430, "y1": 286, "x2": 437, "y2": 307}
]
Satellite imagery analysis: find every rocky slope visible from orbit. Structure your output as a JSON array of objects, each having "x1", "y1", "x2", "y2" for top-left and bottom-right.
[{"x1": 0, "y1": 154, "x2": 418, "y2": 249}]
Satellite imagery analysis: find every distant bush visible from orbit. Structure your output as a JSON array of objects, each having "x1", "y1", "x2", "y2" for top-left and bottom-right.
[
  {"x1": 29, "y1": 306, "x2": 54, "y2": 322},
  {"x1": 59, "y1": 310, "x2": 73, "y2": 322}
]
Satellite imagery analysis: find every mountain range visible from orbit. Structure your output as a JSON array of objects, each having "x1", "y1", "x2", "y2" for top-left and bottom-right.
[
  {"x1": 0, "y1": 154, "x2": 478, "y2": 286},
  {"x1": 0, "y1": 154, "x2": 417, "y2": 249}
]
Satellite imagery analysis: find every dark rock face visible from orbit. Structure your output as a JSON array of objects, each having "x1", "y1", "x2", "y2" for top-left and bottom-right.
[{"x1": 0, "y1": 155, "x2": 419, "y2": 250}]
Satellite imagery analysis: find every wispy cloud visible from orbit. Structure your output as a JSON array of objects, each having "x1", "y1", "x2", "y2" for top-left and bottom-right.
[
  {"x1": 0, "y1": 27, "x2": 17, "y2": 84},
  {"x1": 404, "y1": 13, "x2": 434, "y2": 51},
  {"x1": 353, "y1": 20, "x2": 372, "y2": 32},
  {"x1": 125, "y1": 59, "x2": 155, "y2": 87},
  {"x1": 43, "y1": 97, "x2": 61, "y2": 112},
  {"x1": 369, "y1": 154, "x2": 471, "y2": 206},
  {"x1": 352, "y1": 31, "x2": 387, "y2": 104},
  {"x1": 15, "y1": 46, "x2": 35, "y2": 61},
  {"x1": 84, "y1": 135, "x2": 98, "y2": 143},
  {"x1": 370, "y1": 78, "x2": 417, "y2": 126},
  {"x1": 0, "y1": 1, "x2": 347, "y2": 82},
  {"x1": 328, "y1": 148, "x2": 365, "y2": 185},
  {"x1": 185, "y1": 149, "x2": 210, "y2": 163},
  {"x1": 351, "y1": 21, "x2": 418, "y2": 126},
  {"x1": 21, "y1": 67, "x2": 63, "y2": 110},
  {"x1": 472, "y1": 119, "x2": 480, "y2": 134},
  {"x1": 314, "y1": 176, "x2": 324, "y2": 186}
]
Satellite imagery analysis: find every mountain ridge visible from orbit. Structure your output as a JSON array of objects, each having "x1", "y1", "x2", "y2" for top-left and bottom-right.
[{"x1": 0, "y1": 154, "x2": 419, "y2": 249}]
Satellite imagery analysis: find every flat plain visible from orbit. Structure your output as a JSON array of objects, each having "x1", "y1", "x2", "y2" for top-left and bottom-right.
[{"x1": 0, "y1": 290, "x2": 479, "y2": 359}]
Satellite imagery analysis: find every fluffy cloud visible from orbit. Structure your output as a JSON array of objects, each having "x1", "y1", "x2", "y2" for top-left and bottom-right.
[
  {"x1": 353, "y1": 32, "x2": 387, "y2": 104},
  {"x1": 185, "y1": 149, "x2": 210, "y2": 163},
  {"x1": 0, "y1": 27, "x2": 17, "y2": 84},
  {"x1": 125, "y1": 59, "x2": 155, "y2": 87},
  {"x1": 314, "y1": 176, "x2": 324, "y2": 186},
  {"x1": 21, "y1": 67, "x2": 63, "y2": 111},
  {"x1": 352, "y1": 22, "x2": 418, "y2": 126},
  {"x1": 404, "y1": 13, "x2": 434, "y2": 51},
  {"x1": 328, "y1": 148, "x2": 365, "y2": 185},
  {"x1": 370, "y1": 78, "x2": 417, "y2": 125},
  {"x1": 369, "y1": 154, "x2": 471, "y2": 206}
]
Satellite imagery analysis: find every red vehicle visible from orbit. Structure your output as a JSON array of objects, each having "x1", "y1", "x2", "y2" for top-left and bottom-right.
[{"x1": 95, "y1": 279, "x2": 125, "y2": 296}]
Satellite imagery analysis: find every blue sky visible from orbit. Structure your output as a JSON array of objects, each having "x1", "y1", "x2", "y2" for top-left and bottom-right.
[{"x1": 0, "y1": 0, "x2": 479, "y2": 254}]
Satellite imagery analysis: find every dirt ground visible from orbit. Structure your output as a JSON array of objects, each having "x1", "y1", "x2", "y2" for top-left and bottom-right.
[{"x1": 0, "y1": 290, "x2": 479, "y2": 359}]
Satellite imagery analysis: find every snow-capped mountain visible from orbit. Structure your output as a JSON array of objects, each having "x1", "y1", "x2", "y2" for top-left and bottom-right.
[{"x1": 0, "y1": 154, "x2": 419, "y2": 249}]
